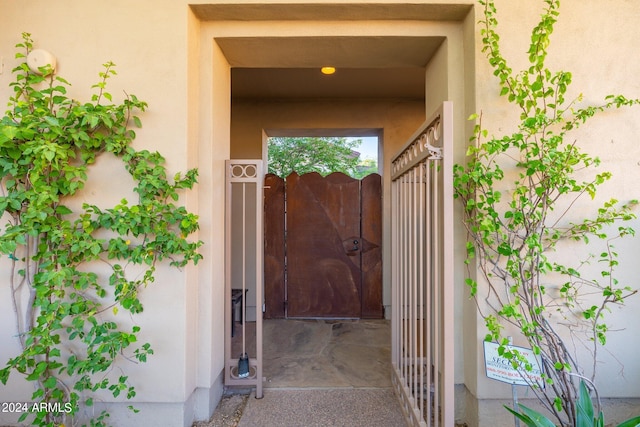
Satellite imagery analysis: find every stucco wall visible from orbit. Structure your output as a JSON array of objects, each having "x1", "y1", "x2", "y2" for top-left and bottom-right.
[
  {"x1": 424, "y1": 28, "x2": 472, "y2": 387},
  {"x1": 0, "y1": 1, "x2": 210, "y2": 426},
  {"x1": 1, "y1": 1, "x2": 640, "y2": 426},
  {"x1": 466, "y1": 0, "x2": 640, "y2": 425}
]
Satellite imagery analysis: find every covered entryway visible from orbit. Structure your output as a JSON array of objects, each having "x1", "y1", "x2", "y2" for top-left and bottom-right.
[
  {"x1": 225, "y1": 103, "x2": 455, "y2": 426},
  {"x1": 264, "y1": 172, "x2": 382, "y2": 319},
  {"x1": 198, "y1": 3, "x2": 471, "y2": 425}
]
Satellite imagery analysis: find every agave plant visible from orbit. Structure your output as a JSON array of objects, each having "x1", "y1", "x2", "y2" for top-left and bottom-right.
[{"x1": 506, "y1": 381, "x2": 640, "y2": 427}]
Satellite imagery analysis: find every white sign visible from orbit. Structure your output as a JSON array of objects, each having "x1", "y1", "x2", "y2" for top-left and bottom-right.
[{"x1": 483, "y1": 341, "x2": 545, "y2": 387}]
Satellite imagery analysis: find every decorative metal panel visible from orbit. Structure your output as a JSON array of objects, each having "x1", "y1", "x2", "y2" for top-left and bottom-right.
[{"x1": 224, "y1": 160, "x2": 264, "y2": 398}]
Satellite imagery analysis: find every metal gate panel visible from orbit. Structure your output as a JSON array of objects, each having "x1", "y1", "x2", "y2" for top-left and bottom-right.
[
  {"x1": 286, "y1": 172, "x2": 362, "y2": 318},
  {"x1": 361, "y1": 173, "x2": 384, "y2": 318},
  {"x1": 263, "y1": 174, "x2": 285, "y2": 319},
  {"x1": 263, "y1": 172, "x2": 383, "y2": 319},
  {"x1": 391, "y1": 102, "x2": 454, "y2": 426},
  {"x1": 224, "y1": 160, "x2": 263, "y2": 398}
]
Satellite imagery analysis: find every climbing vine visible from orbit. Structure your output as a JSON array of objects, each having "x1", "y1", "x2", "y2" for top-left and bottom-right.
[
  {"x1": 454, "y1": 1, "x2": 639, "y2": 426},
  {"x1": 0, "y1": 34, "x2": 202, "y2": 426}
]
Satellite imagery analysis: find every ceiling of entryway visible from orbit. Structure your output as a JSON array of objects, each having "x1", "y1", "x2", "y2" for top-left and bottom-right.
[
  {"x1": 191, "y1": 2, "x2": 472, "y2": 100},
  {"x1": 218, "y1": 36, "x2": 445, "y2": 100},
  {"x1": 231, "y1": 67, "x2": 426, "y2": 99}
]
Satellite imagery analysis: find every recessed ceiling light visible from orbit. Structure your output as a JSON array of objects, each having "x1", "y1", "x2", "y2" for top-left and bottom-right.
[{"x1": 321, "y1": 66, "x2": 336, "y2": 75}]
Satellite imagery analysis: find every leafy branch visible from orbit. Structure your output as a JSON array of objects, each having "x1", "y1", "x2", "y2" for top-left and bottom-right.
[
  {"x1": 454, "y1": 2, "x2": 639, "y2": 425},
  {"x1": 0, "y1": 33, "x2": 202, "y2": 427}
]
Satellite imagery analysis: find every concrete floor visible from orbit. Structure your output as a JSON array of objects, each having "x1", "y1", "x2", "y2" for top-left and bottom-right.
[
  {"x1": 237, "y1": 388, "x2": 405, "y2": 427},
  {"x1": 230, "y1": 319, "x2": 407, "y2": 426}
]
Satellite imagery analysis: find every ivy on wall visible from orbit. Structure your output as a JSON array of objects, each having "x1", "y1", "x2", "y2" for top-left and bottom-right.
[
  {"x1": 454, "y1": 1, "x2": 639, "y2": 426},
  {"x1": 0, "y1": 34, "x2": 202, "y2": 426}
]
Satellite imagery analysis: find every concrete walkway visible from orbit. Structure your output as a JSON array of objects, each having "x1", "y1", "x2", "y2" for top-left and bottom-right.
[
  {"x1": 231, "y1": 319, "x2": 408, "y2": 426},
  {"x1": 238, "y1": 388, "x2": 406, "y2": 427}
]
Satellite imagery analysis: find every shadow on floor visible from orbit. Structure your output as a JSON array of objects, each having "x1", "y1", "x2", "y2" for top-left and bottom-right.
[
  {"x1": 199, "y1": 320, "x2": 468, "y2": 426},
  {"x1": 228, "y1": 319, "x2": 406, "y2": 427},
  {"x1": 231, "y1": 319, "x2": 392, "y2": 389}
]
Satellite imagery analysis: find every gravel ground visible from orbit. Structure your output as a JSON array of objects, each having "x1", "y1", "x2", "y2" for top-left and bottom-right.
[
  {"x1": 192, "y1": 391, "x2": 469, "y2": 427},
  {"x1": 193, "y1": 393, "x2": 249, "y2": 427}
]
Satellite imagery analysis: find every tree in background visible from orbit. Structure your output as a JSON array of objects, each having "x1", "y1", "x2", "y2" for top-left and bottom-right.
[
  {"x1": 268, "y1": 136, "x2": 364, "y2": 177},
  {"x1": 353, "y1": 158, "x2": 379, "y2": 179}
]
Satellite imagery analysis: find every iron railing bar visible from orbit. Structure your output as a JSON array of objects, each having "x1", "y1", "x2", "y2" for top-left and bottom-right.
[
  {"x1": 392, "y1": 179, "x2": 398, "y2": 368},
  {"x1": 409, "y1": 168, "x2": 419, "y2": 403},
  {"x1": 425, "y1": 159, "x2": 433, "y2": 425},
  {"x1": 441, "y1": 102, "x2": 455, "y2": 426},
  {"x1": 224, "y1": 162, "x2": 233, "y2": 387},
  {"x1": 418, "y1": 161, "x2": 425, "y2": 419},
  {"x1": 402, "y1": 173, "x2": 409, "y2": 385},
  {"x1": 434, "y1": 160, "x2": 441, "y2": 427},
  {"x1": 242, "y1": 183, "x2": 246, "y2": 357},
  {"x1": 255, "y1": 162, "x2": 264, "y2": 399}
]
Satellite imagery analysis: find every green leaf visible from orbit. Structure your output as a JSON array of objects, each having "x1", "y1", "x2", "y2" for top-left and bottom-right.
[
  {"x1": 617, "y1": 416, "x2": 640, "y2": 427},
  {"x1": 1, "y1": 124, "x2": 19, "y2": 142},
  {"x1": 0, "y1": 367, "x2": 9, "y2": 385},
  {"x1": 576, "y1": 380, "x2": 595, "y2": 427},
  {"x1": 26, "y1": 361, "x2": 48, "y2": 381},
  {"x1": 497, "y1": 242, "x2": 512, "y2": 256},
  {"x1": 44, "y1": 116, "x2": 60, "y2": 127},
  {"x1": 553, "y1": 397, "x2": 563, "y2": 412},
  {"x1": 55, "y1": 205, "x2": 73, "y2": 215},
  {"x1": 43, "y1": 376, "x2": 57, "y2": 388},
  {"x1": 43, "y1": 149, "x2": 56, "y2": 162},
  {"x1": 505, "y1": 404, "x2": 556, "y2": 427}
]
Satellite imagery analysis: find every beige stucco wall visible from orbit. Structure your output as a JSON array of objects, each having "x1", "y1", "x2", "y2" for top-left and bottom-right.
[
  {"x1": 466, "y1": 1, "x2": 640, "y2": 425},
  {"x1": 1, "y1": 1, "x2": 640, "y2": 426},
  {"x1": 0, "y1": 2, "x2": 218, "y2": 426}
]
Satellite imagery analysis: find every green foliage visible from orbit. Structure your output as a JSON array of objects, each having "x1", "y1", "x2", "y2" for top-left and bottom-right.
[
  {"x1": 505, "y1": 404, "x2": 557, "y2": 427},
  {"x1": 267, "y1": 136, "x2": 362, "y2": 177},
  {"x1": 353, "y1": 158, "x2": 379, "y2": 179},
  {"x1": 454, "y1": 2, "x2": 639, "y2": 426},
  {"x1": 0, "y1": 33, "x2": 202, "y2": 426},
  {"x1": 506, "y1": 380, "x2": 640, "y2": 427}
]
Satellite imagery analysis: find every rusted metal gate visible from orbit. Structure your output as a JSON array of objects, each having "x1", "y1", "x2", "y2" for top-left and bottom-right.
[
  {"x1": 391, "y1": 102, "x2": 454, "y2": 426},
  {"x1": 264, "y1": 172, "x2": 383, "y2": 319}
]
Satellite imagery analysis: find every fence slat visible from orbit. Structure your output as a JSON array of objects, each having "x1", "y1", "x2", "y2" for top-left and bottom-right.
[{"x1": 264, "y1": 174, "x2": 285, "y2": 319}]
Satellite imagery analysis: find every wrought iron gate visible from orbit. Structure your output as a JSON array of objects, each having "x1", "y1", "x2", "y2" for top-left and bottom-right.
[
  {"x1": 391, "y1": 102, "x2": 454, "y2": 426},
  {"x1": 224, "y1": 160, "x2": 263, "y2": 398}
]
